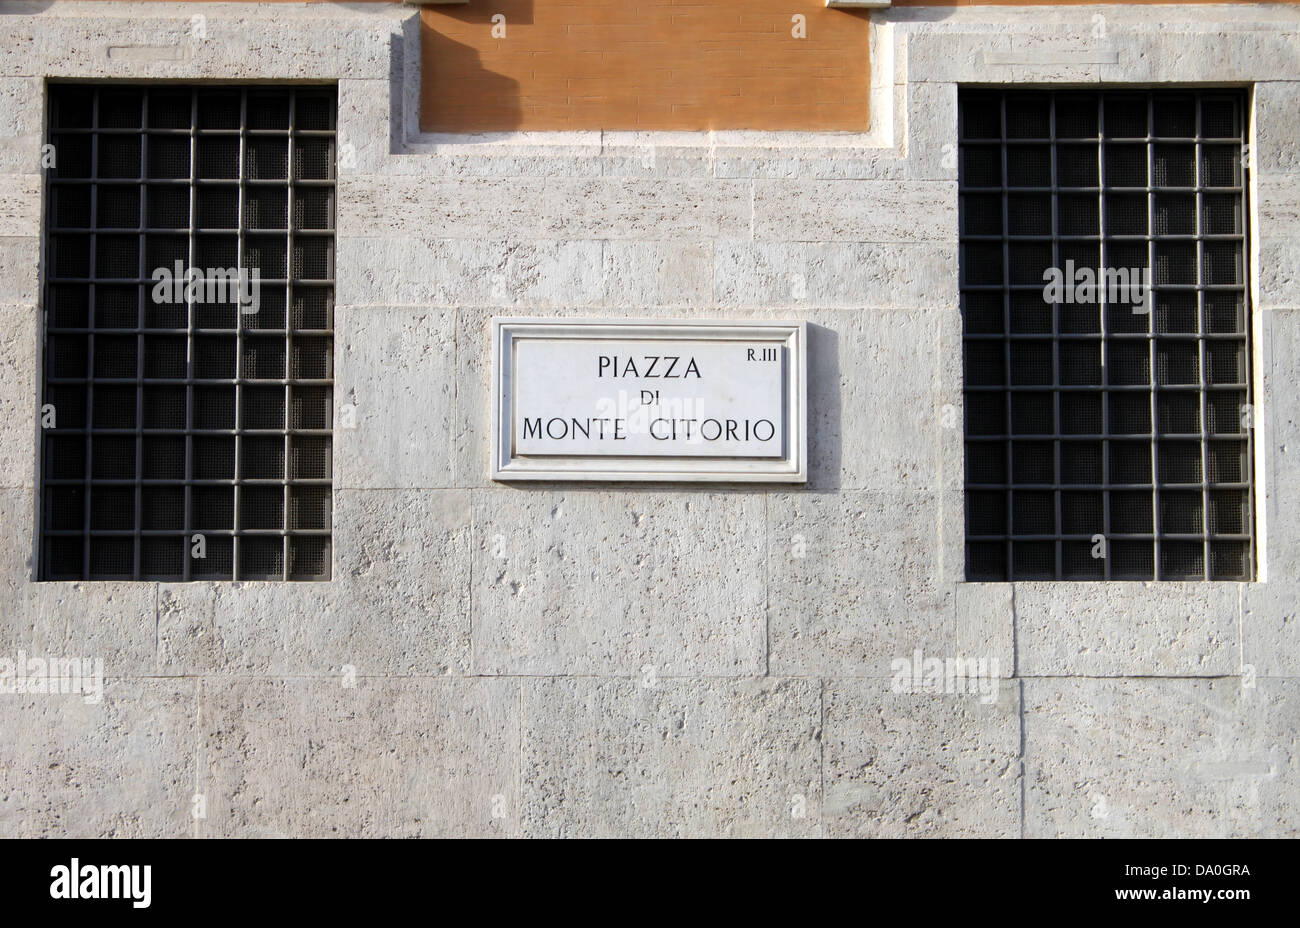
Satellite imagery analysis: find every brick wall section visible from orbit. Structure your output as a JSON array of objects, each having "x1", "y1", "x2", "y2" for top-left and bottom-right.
[{"x1": 419, "y1": 0, "x2": 872, "y2": 132}]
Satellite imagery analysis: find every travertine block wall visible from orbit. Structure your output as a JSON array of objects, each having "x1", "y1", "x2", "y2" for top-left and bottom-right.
[{"x1": 0, "y1": 2, "x2": 1298, "y2": 838}]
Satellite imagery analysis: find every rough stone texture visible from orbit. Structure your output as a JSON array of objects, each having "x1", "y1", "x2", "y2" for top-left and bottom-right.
[
  {"x1": 1256, "y1": 179, "x2": 1300, "y2": 310},
  {"x1": 201, "y1": 677, "x2": 518, "y2": 838},
  {"x1": 471, "y1": 489, "x2": 766, "y2": 676},
  {"x1": 1, "y1": 2, "x2": 1298, "y2": 838},
  {"x1": 713, "y1": 146, "x2": 906, "y2": 181},
  {"x1": 936, "y1": 303, "x2": 966, "y2": 584},
  {"x1": 767, "y1": 489, "x2": 951, "y2": 677},
  {"x1": 713, "y1": 241, "x2": 956, "y2": 310},
  {"x1": 1097, "y1": 31, "x2": 1300, "y2": 84},
  {"x1": 903, "y1": 80, "x2": 958, "y2": 182},
  {"x1": 0, "y1": 174, "x2": 38, "y2": 237},
  {"x1": 803, "y1": 309, "x2": 944, "y2": 491},
  {"x1": 601, "y1": 240, "x2": 715, "y2": 308},
  {"x1": 956, "y1": 582, "x2": 1015, "y2": 675},
  {"x1": 1257, "y1": 174, "x2": 1300, "y2": 231},
  {"x1": 595, "y1": 139, "x2": 719, "y2": 179},
  {"x1": 339, "y1": 175, "x2": 752, "y2": 241},
  {"x1": 380, "y1": 140, "x2": 607, "y2": 179},
  {"x1": 0, "y1": 303, "x2": 37, "y2": 489},
  {"x1": 334, "y1": 306, "x2": 457, "y2": 488},
  {"x1": 1242, "y1": 581, "x2": 1300, "y2": 679},
  {"x1": 752, "y1": 179, "x2": 955, "y2": 243},
  {"x1": 0, "y1": 5, "x2": 404, "y2": 80},
  {"x1": 0, "y1": 679, "x2": 197, "y2": 838},
  {"x1": 338, "y1": 175, "x2": 551, "y2": 241},
  {"x1": 824, "y1": 678, "x2": 1021, "y2": 837},
  {"x1": 337, "y1": 238, "x2": 607, "y2": 309},
  {"x1": 520, "y1": 677, "x2": 821, "y2": 837},
  {"x1": 0, "y1": 487, "x2": 33, "y2": 587},
  {"x1": 1263, "y1": 309, "x2": 1300, "y2": 578},
  {"x1": 1256, "y1": 238, "x2": 1300, "y2": 311},
  {"x1": 1024, "y1": 679, "x2": 1299, "y2": 838},
  {"x1": 0, "y1": 77, "x2": 42, "y2": 175},
  {"x1": 0, "y1": 236, "x2": 38, "y2": 305},
  {"x1": 906, "y1": 32, "x2": 1016, "y2": 86},
  {"x1": 337, "y1": 78, "x2": 394, "y2": 177},
  {"x1": 543, "y1": 178, "x2": 754, "y2": 240},
  {"x1": 1014, "y1": 582, "x2": 1241, "y2": 677},
  {"x1": 19, "y1": 582, "x2": 160, "y2": 677},
  {"x1": 1255, "y1": 82, "x2": 1300, "y2": 174}
]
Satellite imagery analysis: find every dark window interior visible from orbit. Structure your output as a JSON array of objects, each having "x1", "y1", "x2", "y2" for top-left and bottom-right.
[
  {"x1": 40, "y1": 84, "x2": 336, "y2": 581},
  {"x1": 960, "y1": 89, "x2": 1254, "y2": 581}
]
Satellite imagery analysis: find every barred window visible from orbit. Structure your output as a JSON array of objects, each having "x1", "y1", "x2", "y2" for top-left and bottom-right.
[
  {"x1": 960, "y1": 90, "x2": 1254, "y2": 581},
  {"x1": 40, "y1": 85, "x2": 336, "y2": 581}
]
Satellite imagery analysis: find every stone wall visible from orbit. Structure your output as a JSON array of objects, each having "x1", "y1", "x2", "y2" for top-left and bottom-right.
[{"x1": 0, "y1": 2, "x2": 1297, "y2": 837}]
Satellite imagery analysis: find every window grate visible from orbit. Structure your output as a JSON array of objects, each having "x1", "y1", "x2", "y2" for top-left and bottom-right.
[
  {"x1": 40, "y1": 85, "x2": 336, "y2": 581},
  {"x1": 959, "y1": 90, "x2": 1254, "y2": 581}
]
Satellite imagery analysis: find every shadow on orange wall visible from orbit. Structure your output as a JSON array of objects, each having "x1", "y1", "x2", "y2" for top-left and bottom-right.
[
  {"x1": 421, "y1": 32, "x2": 523, "y2": 134},
  {"x1": 419, "y1": 0, "x2": 871, "y2": 134}
]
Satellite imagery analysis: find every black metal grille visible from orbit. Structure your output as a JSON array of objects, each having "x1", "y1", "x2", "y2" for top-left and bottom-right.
[
  {"x1": 40, "y1": 85, "x2": 336, "y2": 581},
  {"x1": 960, "y1": 90, "x2": 1254, "y2": 581}
]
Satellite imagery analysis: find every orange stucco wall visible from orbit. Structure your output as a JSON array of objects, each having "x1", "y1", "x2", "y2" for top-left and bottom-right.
[{"x1": 419, "y1": 0, "x2": 872, "y2": 132}]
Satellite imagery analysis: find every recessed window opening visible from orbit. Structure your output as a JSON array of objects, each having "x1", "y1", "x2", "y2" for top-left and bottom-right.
[
  {"x1": 960, "y1": 89, "x2": 1254, "y2": 581},
  {"x1": 40, "y1": 84, "x2": 337, "y2": 581}
]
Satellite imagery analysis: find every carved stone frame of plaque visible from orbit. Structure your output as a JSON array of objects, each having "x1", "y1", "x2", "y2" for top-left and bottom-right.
[{"x1": 491, "y1": 318, "x2": 808, "y2": 482}]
